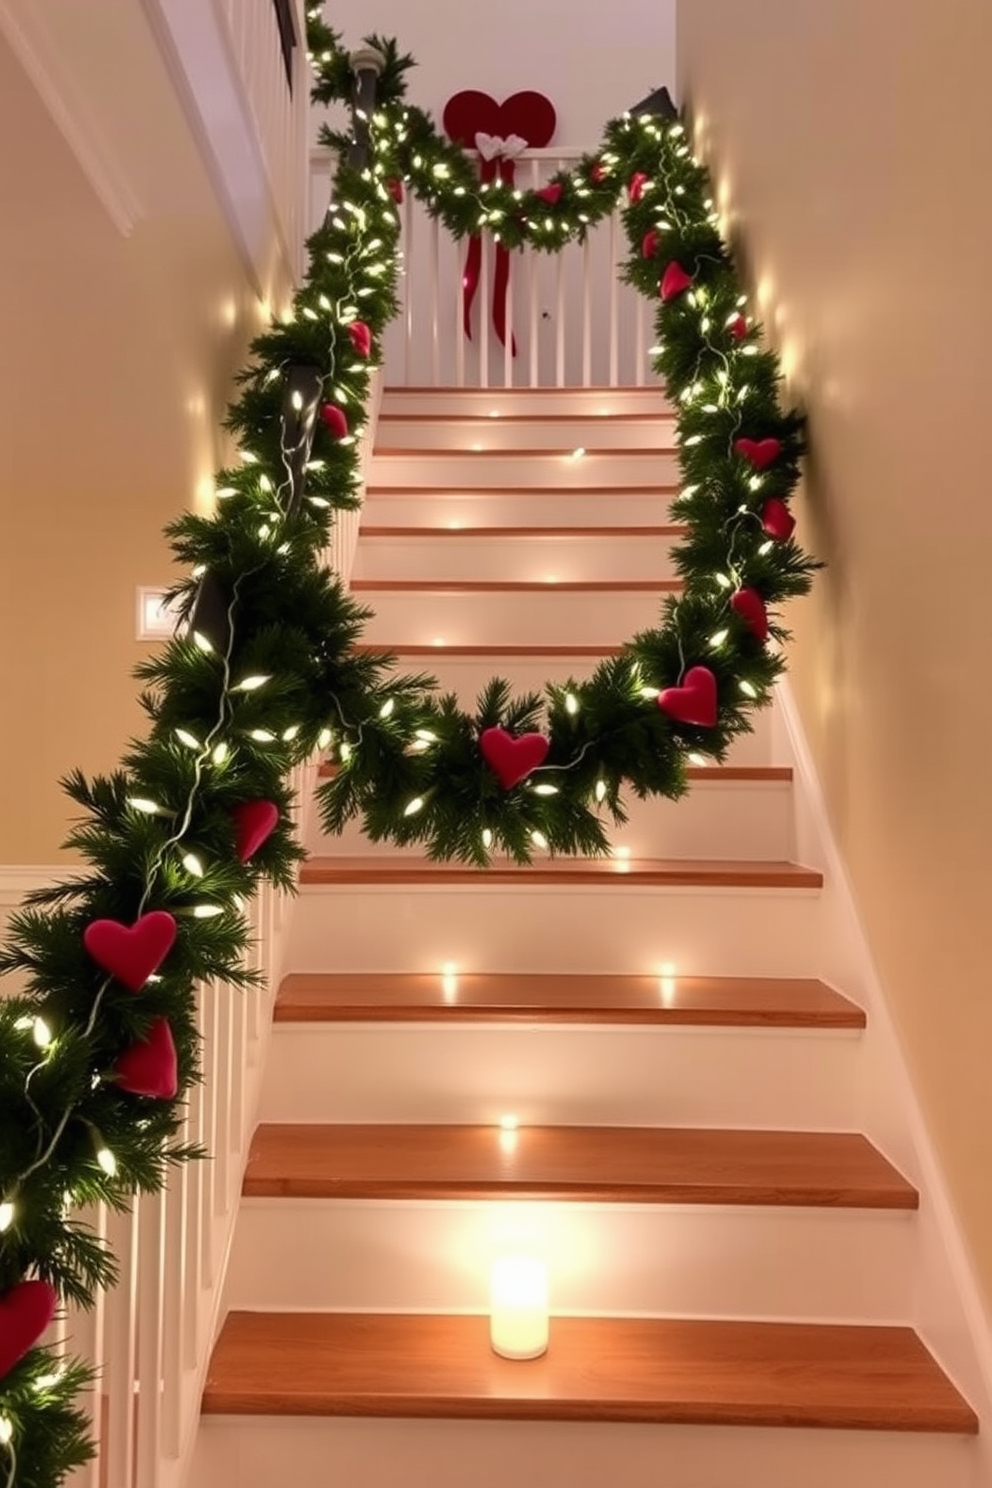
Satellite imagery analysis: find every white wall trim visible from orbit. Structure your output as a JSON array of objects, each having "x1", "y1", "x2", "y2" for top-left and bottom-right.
[
  {"x1": 0, "y1": 1, "x2": 143, "y2": 236},
  {"x1": 774, "y1": 679, "x2": 992, "y2": 1465},
  {"x1": 0, "y1": 865, "x2": 66, "y2": 907},
  {"x1": 138, "y1": 0, "x2": 293, "y2": 296}
]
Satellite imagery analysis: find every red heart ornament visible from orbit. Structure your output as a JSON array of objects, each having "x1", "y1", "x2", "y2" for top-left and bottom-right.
[
  {"x1": 114, "y1": 1017, "x2": 179, "y2": 1100},
  {"x1": 734, "y1": 436, "x2": 782, "y2": 470},
  {"x1": 641, "y1": 229, "x2": 659, "y2": 259},
  {"x1": 761, "y1": 497, "x2": 796, "y2": 541},
  {"x1": 731, "y1": 587, "x2": 769, "y2": 642},
  {"x1": 479, "y1": 727, "x2": 550, "y2": 790},
  {"x1": 536, "y1": 183, "x2": 562, "y2": 205},
  {"x1": 657, "y1": 667, "x2": 719, "y2": 728},
  {"x1": 0, "y1": 1279, "x2": 58, "y2": 1382},
  {"x1": 591, "y1": 162, "x2": 608, "y2": 183},
  {"x1": 728, "y1": 313, "x2": 748, "y2": 342},
  {"x1": 83, "y1": 911, "x2": 177, "y2": 994},
  {"x1": 628, "y1": 171, "x2": 649, "y2": 203},
  {"x1": 386, "y1": 178, "x2": 404, "y2": 204},
  {"x1": 347, "y1": 321, "x2": 372, "y2": 358},
  {"x1": 320, "y1": 403, "x2": 348, "y2": 440},
  {"x1": 660, "y1": 261, "x2": 693, "y2": 302},
  {"x1": 231, "y1": 800, "x2": 280, "y2": 863}
]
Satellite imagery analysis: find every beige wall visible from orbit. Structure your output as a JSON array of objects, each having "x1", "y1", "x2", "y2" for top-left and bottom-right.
[
  {"x1": 0, "y1": 9, "x2": 294, "y2": 864},
  {"x1": 677, "y1": 1, "x2": 992, "y2": 1299}
]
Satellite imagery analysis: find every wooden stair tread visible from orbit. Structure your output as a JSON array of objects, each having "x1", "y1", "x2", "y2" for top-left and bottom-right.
[
  {"x1": 374, "y1": 447, "x2": 675, "y2": 458},
  {"x1": 316, "y1": 760, "x2": 793, "y2": 785},
  {"x1": 378, "y1": 412, "x2": 676, "y2": 423},
  {"x1": 349, "y1": 578, "x2": 681, "y2": 592},
  {"x1": 358, "y1": 524, "x2": 687, "y2": 537},
  {"x1": 300, "y1": 856, "x2": 823, "y2": 889},
  {"x1": 274, "y1": 972, "x2": 864, "y2": 1028},
  {"x1": 364, "y1": 485, "x2": 680, "y2": 496},
  {"x1": 244, "y1": 1124, "x2": 914, "y2": 1208},
  {"x1": 354, "y1": 642, "x2": 623, "y2": 656},
  {"x1": 202, "y1": 1312, "x2": 976, "y2": 1431}
]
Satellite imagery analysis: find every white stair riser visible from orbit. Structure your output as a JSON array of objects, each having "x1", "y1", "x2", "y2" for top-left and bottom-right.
[
  {"x1": 370, "y1": 450, "x2": 680, "y2": 488},
  {"x1": 259, "y1": 1024, "x2": 859, "y2": 1129},
  {"x1": 191, "y1": 1418, "x2": 976, "y2": 1488},
  {"x1": 376, "y1": 417, "x2": 676, "y2": 450},
  {"x1": 361, "y1": 489, "x2": 679, "y2": 527},
  {"x1": 226, "y1": 1201, "x2": 911, "y2": 1322},
  {"x1": 380, "y1": 389, "x2": 670, "y2": 418},
  {"x1": 359, "y1": 588, "x2": 675, "y2": 647},
  {"x1": 353, "y1": 533, "x2": 682, "y2": 583},
  {"x1": 290, "y1": 884, "x2": 823, "y2": 977},
  {"x1": 311, "y1": 782, "x2": 796, "y2": 862}
]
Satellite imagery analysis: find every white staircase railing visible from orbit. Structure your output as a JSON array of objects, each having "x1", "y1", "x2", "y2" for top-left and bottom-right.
[{"x1": 310, "y1": 146, "x2": 654, "y2": 389}]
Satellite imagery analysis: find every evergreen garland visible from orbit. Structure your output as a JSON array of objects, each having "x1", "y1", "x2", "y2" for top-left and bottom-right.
[{"x1": 0, "y1": 11, "x2": 817, "y2": 1483}]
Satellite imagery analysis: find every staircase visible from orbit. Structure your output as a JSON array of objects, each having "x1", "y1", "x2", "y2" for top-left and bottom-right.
[{"x1": 189, "y1": 387, "x2": 978, "y2": 1487}]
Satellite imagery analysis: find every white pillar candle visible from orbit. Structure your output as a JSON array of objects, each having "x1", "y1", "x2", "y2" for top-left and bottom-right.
[{"x1": 489, "y1": 1256, "x2": 549, "y2": 1360}]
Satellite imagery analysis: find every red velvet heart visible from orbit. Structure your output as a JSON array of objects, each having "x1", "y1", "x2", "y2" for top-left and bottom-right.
[
  {"x1": 660, "y1": 262, "x2": 693, "y2": 302},
  {"x1": 83, "y1": 911, "x2": 177, "y2": 994},
  {"x1": 0, "y1": 1279, "x2": 58, "y2": 1382},
  {"x1": 231, "y1": 800, "x2": 280, "y2": 863},
  {"x1": 386, "y1": 178, "x2": 404, "y2": 204},
  {"x1": 348, "y1": 321, "x2": 372, "y2": 358},
  {"x1": 657, "y1": 667, "x2": 719, "y2": 728},
  {"x1": 536, "y1": 183, "x2": 562, "y2": 206},
  {"x1": 761, "y1": 498, "x2": 796, "y2": 541},
  {"x1": 641, "y1": 229, "x2": 659, "y2": 259},
  {"x1": 731, "y1": 587, "x2": 769, "y2": 642},
  {"x1": 479, "y1": 727, "x2": 550, "y2": 789},
  {"x1": 728, "y1": 312, "x2": 748, "y2": 342},
  {"x1": 114, "y1": 1017, "x2": 178, "y2": 1100},
  {"x1": 443, "y1": 91, "x2": 557, "y2": 154},
  {"x1": 734, "y1": 436, "x2": 782, "y2": 470},
  {"x1": 628, "y1": 171, "x2": 649, "y2": 204},
  {"x1": 320, "y1": 403, "x2": 348, "y2": 439}
]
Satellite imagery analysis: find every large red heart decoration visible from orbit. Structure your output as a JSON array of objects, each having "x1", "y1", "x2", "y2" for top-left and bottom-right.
[
  {"x1": 114, "y1": 1017, "x2": 179, "y2": 1100},
  {"x1": 660, "y1": 262, "x2": 693, "y2": 302},
  {"x1": 761, "y1": 497, "x2": 796, "y2": 541},
  {"x1": 536, "y1": 183, "x2": 562, "y2": 206},
  {"x1": 734, "y1": 436, "x2": 782, "y2": 470},
  {"x1": 657, "y1": 666, "x2": 719, "y2": 728},
  {"x1": 479, "y1": 727, "x2": 550, "y2": 790},
  {"x1": 0, "y1": 1279, "x2": 58, "y2": 1382},
  {"x1": 386, "y1": 178, "x2": 404, "y2": 204},
  {"x1": 83, "y1": 911, "x2": 177, "y2": 994},
  {"x1": 231, "y1": 800, "x2": 280, "y2": 864},
  {"x1": 628, "y1": 171, "x2": 649, "y2": 204},
  {"x1": 641, "y1": 229, "x2": 660, "y2": 259},
  {"x1": 347, "y1": 321, "x2": 372, "y2": 358},
  {"x1": 591, "y1": 162, "x2": 608, "y2": 184},
  {"x1": 320, "y1": 403, "x2": 348, "y2": 440},
  {"x1": 728, "y1": 313, "x2": 748, "y2": 342},
  {"x1": 731, "y1": 587, "x2": 769, "y2": 642}
]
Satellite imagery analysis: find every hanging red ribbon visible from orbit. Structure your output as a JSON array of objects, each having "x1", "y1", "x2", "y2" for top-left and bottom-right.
[{"x1": 443, "y1": 90, "x2": 557, "y2": 353}]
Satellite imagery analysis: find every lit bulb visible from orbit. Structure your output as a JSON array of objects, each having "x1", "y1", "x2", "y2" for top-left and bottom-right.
[
  {"x1": 531, "y1": 831, "x2": 549, "y2": 850},
  {"x1": 282, "y1": 725, "x2": 301, "y2": 742},
  {"x1": 175, "y1": 729, "x2": 201, "y2": 750},
  {"x1": 212, "y1": 741, "x2": 229, "y2": 764},
  {"x1": 595, "y1": 779, "x2": 607, "y2": 803},
  {"x1": 318, "y1": 728, "x2": 333, "y2": 750},
  {"x1": 709, "y1": 629, "x2": 729, "y2": 648},
  {"x1": 379, "y1": 698, "x2": 396, "y2": 719},
  {"x1": 740, "y1": 680, "x2": 758, "y2": 699},
  {"x1": 482, "y1": 828, "x2": 493, "y2": 850},
  {"x1": 193, "y1": 904, "x2": 224, "y2": 919},
  {"x1": 234, "y1": 674, "x2": 271, "y2": 692},
  {"x1": 640, "y1": 686, "x2": 660, "y2": 701},
  {"x1": 250, "y1": 730, "x2": 276, "y2": 743},
  {"x1": 96, "y1": 1147, "x2": 117, "y2": 1178},
  {"x1": 570, "y1": 447, "x2": 586, "y2": 460},
  {"x1": 33, "y1": 1018, "x2": 52, "y2": 1049},
  {"x1": 688, "y1": 752, "x2": 707, "y2": 767},
  {"x1": 404, "y1": 797, "x2": 425, "y2": 817},
  {"x1": 193, "y1": 631, "x2": 214, "y2": 654},
  {"x1": 715, "y1": 573, "x2": 733, "y2": 589},
  {"x1": 0, "y1": 1418, "x2": 11, "y2": 1447},
  {"x1": 0, "y1": 1201, "x2": 14, "y2": 1232},
  {"x1": 565, "y1": 692, "x2": 579, "y2": 715},
  {"x1": 183, "y1": 853, "x2": 204, "y2": 878}
]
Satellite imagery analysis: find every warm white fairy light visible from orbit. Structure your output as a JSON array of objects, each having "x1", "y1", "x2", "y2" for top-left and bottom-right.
[
  {"x1": 482, "y1": 828, "x2": 494, "y2": 849},
  {"x1": 532, "y1": 784, "x2": 559, "y2": 797},
  {"x1": 0, "y1": 1417, "x2": 12, "y2": 1446},
  {"x1": 595, "y1": 779, "x2": 607, "y2": 803},
  {"x1": 193, "y1": 905, "x2": 224, "y2": 919},
  {"x1": 96, "y1": 1147, "x2": 117, "y2": 1178},
  {"x1": 182, "y1": 853, "x2": 204, "y2": 878},
  {"x1": 33, "y1": 1018, "x2": 52, "y2": 1049},
  {"x1": 404, "y1": 797, "x2": 425, "y2": 817},
  {"x1": 739, "y1": 680, "x2": 759, "y2": 699},
  {"x1": 250, "y1": 729, "x2": 276, "y2": 743},
  {"x1": 531, "y1": 831, "x2": 549, "y2": 850},
  {"x1": 318, "y1": 728, "x2": 333, "y2": 749},
  {"x1": 0, "y1": 1201, "x2": 15, "y2": 1233},
  {"x1": 127, "y1": 798, "x2": 166, "y2": 816},
  {"x1": 175, "y1": 728, "x2": 201, "y2": 750},
  {"x1": 212, "y1": 741, "x2": 229, "y2": 765},
  {"x1": 379, "y1": 698, "x2": 396, "y2": 719},
  {"x1": 565, "y1": 692, "x2": 579, "y2": 715}
]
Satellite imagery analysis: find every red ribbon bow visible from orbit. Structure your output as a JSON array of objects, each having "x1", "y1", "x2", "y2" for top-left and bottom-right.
[{"x1": 443, "y1": 90, "x2": 557, "y2": 352}]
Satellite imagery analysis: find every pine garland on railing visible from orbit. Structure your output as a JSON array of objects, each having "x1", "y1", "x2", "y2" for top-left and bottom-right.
[{"x1": 0, "y1": 10, "x2": 817, "y2": 1483}]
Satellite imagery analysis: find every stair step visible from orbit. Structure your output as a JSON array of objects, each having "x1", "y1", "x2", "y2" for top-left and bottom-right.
[
  {"x1": 300, "y1": 857, "x2": 823, "y2": 889},
  {"x1": 361, "y1": 487, "x2": 680, "y2": 527},
  {"x1": 317, "y1": 762, "x2": 792, "y2": 784},
  {"x1": 375, "y1": 413, "x2": 677, "y2": 450},
  {"x1": 380, "y1": 386, "x2": 670, "y2": 418},
  {"x1": 356, "y1": 583, "x2": 680, "y2": 647},
  {"x1": 369, "y1": 449, "x2": 680, "y2": 488},
  {"x1": 201, "y1": 1312, "x2": 976, "y2": 1432},
  {"x1": 352, "y1": 527, "x2": 685, "y2": 582},
  {"x1": 274, "y1": 972, "x2": 863, "y2": 1028},
  {"x1": 244, "y1": 1124, "x2": 914, "y2": 1209}
]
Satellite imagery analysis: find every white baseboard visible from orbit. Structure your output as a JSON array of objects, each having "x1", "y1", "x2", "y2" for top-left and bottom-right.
[{"x1": 774, "y1": 680, "x2": 992, "y2": 1472}]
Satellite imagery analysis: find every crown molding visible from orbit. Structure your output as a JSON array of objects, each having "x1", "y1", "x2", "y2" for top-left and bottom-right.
[{"x1": 0, "y1": 1, "x2": 142, "y2": 236}]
